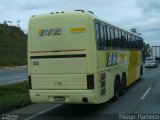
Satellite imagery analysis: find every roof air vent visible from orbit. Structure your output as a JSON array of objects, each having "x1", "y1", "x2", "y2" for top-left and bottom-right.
[
  {"x1": 87, "y1": 11, "x2": 94, "y2": 14},
  {"x1": 75, "y1": 10, "x2": 85, "y2": 12},
  {"x1": 131, "y1": 28, "x2": 137, "y2": 33}
]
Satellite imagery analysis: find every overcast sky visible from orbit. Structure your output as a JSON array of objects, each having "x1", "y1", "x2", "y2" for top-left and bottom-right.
[{"x1": 0, "y1": 0, "x2": 160, "y2": 46}]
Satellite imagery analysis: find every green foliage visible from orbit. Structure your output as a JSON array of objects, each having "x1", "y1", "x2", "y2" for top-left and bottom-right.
[
  {"x1": 0, "y1": 24, "x2": 27, "y2": 66},
  {"x1": 143, "y1": 43, "x2": 151, "y2": 58},
  {"x1": 0, "y1": 81, "x2": 31, "y2": 114}
]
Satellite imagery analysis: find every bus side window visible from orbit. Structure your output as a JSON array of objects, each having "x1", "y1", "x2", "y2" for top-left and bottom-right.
[
  {"x1": 131, "y1": 35, "x2": 134, "y2": 48},
  {"x1": 133, "y1": 36, "x2": 136, "y2": 48},
  {"x1": 140, "y1": 38, "x2": 143, "y2": 49},
  {"x1": 123, "y1": 32, "x2": 127, "y2": 48},
  {"x1": 114, "y1": 29, "x2": 119, "y2": 48},
  {"x1": 128, "y1": 34, "x2": 131, "y2": 48},
  {"x1": 106, "y1": 26, "x2": 111, "y2": 48},
  {"x1": 110, "y1": 27, "x2": 114, "y2": 48},
  {"x1": 121, "y1": 31, "x2": 125, "y2": 48},
  {"x1": 103, "y1": 25, "x2": 107, "y2": 49},
  {"x1": 138, "y1": 37, "x2": 143, "y2": 49},
  {"x1": 118, "y1": 31, "x2": 122, "y2": 48},
  {"x1": 95, "y1": 22, "x2": 100, "y2": 49},
  {"x1": 135, "y1": 37, "x2": 138, "y2": 48},
  {"x1": 130, "y1": 35, "x2": 133, "y2": 48},
  {"x1": 99, "y1": 23, "x2": 105, "y2": 50},
  {"x1": 125, "y1": 33, "x2": 127, "y2": 48}
]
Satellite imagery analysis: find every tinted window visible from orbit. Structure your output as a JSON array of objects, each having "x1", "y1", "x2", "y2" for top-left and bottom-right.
[
  {"x1": 99, "y1": 24, "x2": 105, "y2": 49},
  {"x1": 121, "y1": 31, "x2": 125, "y2": 48},
  {"x1": 110, "y1": 27, "x2": 114, "y2": 48},
  {"x1": 119, "y1": 31, "x2": 122, "y2": 48},
  {"x1": 123, "y1": 32, "x2": 127, "y2": 48},
  {"x1": 95, "y1": 22, "x2": 100, "y2": 49},
  {"x1": 103, "y1": 26, "x2": 107, "y2": 49},
  {"x1": 95, "y1": 21, "x2": 143, "y2": 50},
  {"x1": 128, "y1": 34, "x2": 131, "y2": 48},
  {"x1": 106, "y1": 26, "x2": 111, "y2": 48},
  {"x1": 130, "y1": 35, "x2": 133, "y2": 48},
  {"x1": 100, "y1": 24, "x2": 104, "y2": 41},
  {"x1": 114, "y1": 29, "x2": 119, "y2": 48}
]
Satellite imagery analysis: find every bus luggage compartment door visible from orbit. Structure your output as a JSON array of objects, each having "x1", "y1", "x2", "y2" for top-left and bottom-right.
[{"x1": 30, "y1": 56, "x2": 87, "y2": 90}]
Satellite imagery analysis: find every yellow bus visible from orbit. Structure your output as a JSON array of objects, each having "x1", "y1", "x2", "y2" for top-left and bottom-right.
[{"x1": 28, "y1": 10, "x2": 144, "y2": 104}]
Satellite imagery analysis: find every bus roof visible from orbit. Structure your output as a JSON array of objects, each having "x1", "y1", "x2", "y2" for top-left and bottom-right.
[{"x1": 30, "y1": 10, "x2": 142, "y2": 38}]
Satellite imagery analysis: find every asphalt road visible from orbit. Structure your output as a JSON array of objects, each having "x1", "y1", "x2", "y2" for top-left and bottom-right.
[
  {"x1": 8, "y1": 65, "x2": 160, "y2": 120},
  {"x1": 0, "y1": 67, "x2": 28, "y2": 85}
]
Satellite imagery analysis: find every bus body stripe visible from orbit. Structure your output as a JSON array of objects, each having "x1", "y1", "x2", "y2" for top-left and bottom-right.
[
  {"x1": 127, "y1": 51, "x2": 139, "y2": 86},
  {"x1": 30, "y1": 54, "x2": 86, "y2": 59},
  {"x1": 30, "y1": 49, "x2": 86, "y2": 53}
]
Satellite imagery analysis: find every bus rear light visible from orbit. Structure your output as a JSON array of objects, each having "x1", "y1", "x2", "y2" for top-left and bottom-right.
[
  {"x1": 28, "y1": 76, "x2": 32, "y2": 89},
  {"x1": 87, "y1": 74, "x2": 94, "y2": 90}
]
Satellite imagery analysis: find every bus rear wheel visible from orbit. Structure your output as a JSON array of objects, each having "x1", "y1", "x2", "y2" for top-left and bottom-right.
[
  {"x1": 139, "y1": 66, "x2": 143, "y2": 80},
  {"x1": 113, "y1": 77, "x2": 120, "y2": 101},
  {"x1": 120, "y1": 74, "x2": 126, "y2": 96}
]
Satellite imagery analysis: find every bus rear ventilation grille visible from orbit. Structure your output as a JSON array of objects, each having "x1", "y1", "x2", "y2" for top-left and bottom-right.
[
  {"x1": 50, "y1": 11, "x2": 64, "y2": 14},
  {"x1": 74, "y1": 10, "x2": 94, "y2": 14}
]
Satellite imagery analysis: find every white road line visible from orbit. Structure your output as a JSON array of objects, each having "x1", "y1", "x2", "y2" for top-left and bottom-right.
[
  {"x1": 140, "y1": 87, "x2": 152, "y2": 100},
  {"x1": 24, "y1": 104, "x2": 61, "y2": 120}
]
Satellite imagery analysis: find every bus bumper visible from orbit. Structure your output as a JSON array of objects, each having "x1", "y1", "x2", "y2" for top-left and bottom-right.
[{"x1": 30, "y1": 90, "x2": 97, "y2": 104}]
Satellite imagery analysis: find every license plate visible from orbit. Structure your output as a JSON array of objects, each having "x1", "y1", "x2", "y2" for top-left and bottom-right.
[{"x1": 54, "y1": 96, "x2": 65, "y2": 102}]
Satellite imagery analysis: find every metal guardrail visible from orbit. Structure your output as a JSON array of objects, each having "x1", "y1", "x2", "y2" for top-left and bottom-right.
[{"x1": 0, "y1": 66, "x2": 27, "y2": 70}]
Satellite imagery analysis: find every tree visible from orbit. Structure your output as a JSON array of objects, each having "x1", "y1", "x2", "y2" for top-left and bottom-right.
[{"x1": 143, "y1": 43, "x2": 151, "y2": 59}]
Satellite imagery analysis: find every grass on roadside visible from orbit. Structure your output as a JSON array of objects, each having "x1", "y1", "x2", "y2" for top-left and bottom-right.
[{"x1": 0, "y1": 81, "x2": 31, "y2": 114}]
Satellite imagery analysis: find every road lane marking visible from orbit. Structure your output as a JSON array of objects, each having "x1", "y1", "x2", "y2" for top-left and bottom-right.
[
  {"x1": 140, "y1": 87, "x2": 152, "y2": 100},
  {"x1": 24, "y1": 104, "x2": 61, "y2": 120}
]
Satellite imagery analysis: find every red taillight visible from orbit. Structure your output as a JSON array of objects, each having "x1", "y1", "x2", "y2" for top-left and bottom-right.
[
  {"x1": 28, "y1": 76, "x2": 32, "y2": 89},
  {"x1": 87, "y1": 74, "x2": 94, "y2": 89}
]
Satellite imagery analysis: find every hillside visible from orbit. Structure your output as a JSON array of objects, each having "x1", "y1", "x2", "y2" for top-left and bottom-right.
[{"x1": 0, "y1": 24, "x2": 27, "y2": 66}]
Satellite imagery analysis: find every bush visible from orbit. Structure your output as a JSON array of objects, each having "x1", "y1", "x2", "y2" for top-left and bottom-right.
[
  {"x1": 0, "y1": 82, "x2": 31, "y2": 114},
  {"x1": 0, "y1": 24, "x2": 27, "y2": 67}
]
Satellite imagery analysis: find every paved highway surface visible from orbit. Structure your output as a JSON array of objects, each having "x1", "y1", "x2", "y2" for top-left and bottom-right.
[
  {"x1": 7, "y1": 65, "x2": 160, "y2": 120},
  {"x1": 0, "y1": 67, "x2": 27, "y2": 85}
]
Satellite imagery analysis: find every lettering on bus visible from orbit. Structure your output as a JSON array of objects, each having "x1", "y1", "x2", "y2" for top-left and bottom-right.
[
  {"x1": 107, "y1": 52, "x2": 118, "y2": 66},
  {"x1": 119, "y1": 53, "x2": 126, "y2": 62},
  {"x1": 38, "y1": 28, "x2": 62, "y2": 36}
]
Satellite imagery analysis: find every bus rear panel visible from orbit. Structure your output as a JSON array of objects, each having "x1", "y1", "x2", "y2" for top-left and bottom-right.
[{"x1": 28, "y1": 12, "x2": 98, "y2": 104}]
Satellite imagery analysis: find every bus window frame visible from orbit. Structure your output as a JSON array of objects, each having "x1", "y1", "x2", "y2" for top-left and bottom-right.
[
  {"x1": 106, "y1": 25, "x2": 111, "y2": 49},
  {"x1": 110, "y1": 27, "x2": 115, "y2": 49},
  {"x1": 94, "y1": 19, "x2": 144, "y2": 50},
  {"x1": 95, "y1": 22, "x2": 101, "y2": 50},
  {"x1": 114, "y1": 29, "x2": 119, "y2": 48},
  {"x1": 99, "y1": 23, "x2": 105, "y2": 50}
]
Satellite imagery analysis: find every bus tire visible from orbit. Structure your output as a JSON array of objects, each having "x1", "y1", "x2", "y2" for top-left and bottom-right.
[
  {"x1": 140, "y1": 66, "x2": 143, "y2": 76},
  {"x1": 120, "y1": 74, "x2": 126, "y2": 96},
  {"x1": 139, "y1": 66, "x2": 143, "y2": 80},
  {"x1": 113, "y1": 77, "x2": 120, "y2": 101}
]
